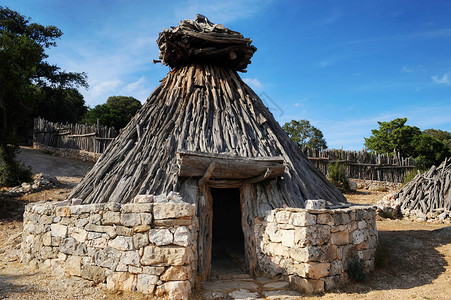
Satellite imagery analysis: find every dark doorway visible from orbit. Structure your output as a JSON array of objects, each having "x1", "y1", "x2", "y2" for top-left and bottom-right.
[{"x1": 210, "y1": 187, "x2": 246, "y2": 278}]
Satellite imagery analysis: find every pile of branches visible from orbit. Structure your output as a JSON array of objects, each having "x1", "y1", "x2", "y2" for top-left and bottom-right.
[
  {"x1": 397, "y1": 158, "x2": 451, "y2": 216},
  {"x1": 156, "y1": 14, "x2": 257, "y2": 72}
]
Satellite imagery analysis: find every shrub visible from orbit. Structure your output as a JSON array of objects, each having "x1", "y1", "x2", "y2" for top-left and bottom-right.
[
  {"x1": 327, "y1": 161, "x2": 349, "y2": 191},
  {"x1": 347, "y1": 258, "x2": 366, "y2": 282},
  {"x1": 0, "y1": 146, "x2": 32, "y2": 187},
  {"x1": 402, "y1": 169, "x2": 420, "y2": 187},
  {"x1": 374, "y1": 240, "x2": 390, "y2": 268}
]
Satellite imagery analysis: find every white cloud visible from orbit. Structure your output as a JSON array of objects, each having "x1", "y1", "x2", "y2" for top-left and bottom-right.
[
  {"x1": 432, "y1": 73, "x2": 450, "y2": 85},
  {"x1": 87, "y1": 79, "x2": 122, "y2": 104},
  {"x1": 402, "y1": 66, "x2": 414, "y2": 73},
  {"x1": 243, "y1": 77, "x2": 263, "y2": 91}
]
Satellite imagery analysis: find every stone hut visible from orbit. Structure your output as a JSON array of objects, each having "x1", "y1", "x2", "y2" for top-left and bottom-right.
[{"x1": 22, "y1": 15, "x2": 378, "y2": 299}]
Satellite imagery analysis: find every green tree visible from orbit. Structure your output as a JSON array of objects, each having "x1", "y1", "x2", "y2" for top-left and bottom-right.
[
  {"x1": 364, "y1": 118, "x2": 421, "y2": 157},
  {"x1": 364, "y1": 118, "x2": 450, "y2": 170},
  {"x1": 84, "y1": 96, "x2": 142, "y2": 129},
  {"x1": 32, "y1": 87, "x2": 88, "y2": 123},
  {"x1": 0, "y1": 7, "x2": 87, "y2": 186},
  {"x1": 423, "y1": 128, "x2": 451, "y2": 149},
  {"x1": 282, "y1": 120, "x2": 327, "y2": 150}
]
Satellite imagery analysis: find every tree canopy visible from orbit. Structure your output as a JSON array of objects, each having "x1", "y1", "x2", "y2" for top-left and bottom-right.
[
  {"x1": 364, "y1": 118, "x2": 450, "y2": 170},
  {"x1": 0, "y1": 6, "x2": 87, "y2": 186},
  {"x1": 282, "y1": 119, "x2": 327, "y2": 151},
  {"x1": 83, "y1": 96, "x2": 142, "y2": 129}
]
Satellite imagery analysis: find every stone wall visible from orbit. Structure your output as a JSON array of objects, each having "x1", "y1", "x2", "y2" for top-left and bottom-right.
[
  {"x1": 33, "y1": 142, "x2": 101, "y2": 162},
  {"x1": 21, "y1": 199, "x2": 198, "y2": 300},
  {"x1": 254, "y1": 206, "x2": 377, "y2": 294}
]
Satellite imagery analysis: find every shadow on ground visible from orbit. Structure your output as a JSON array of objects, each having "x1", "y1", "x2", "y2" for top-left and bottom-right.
[{"x1": 339, "y1": 228, "x2": 449, "y2": 294}]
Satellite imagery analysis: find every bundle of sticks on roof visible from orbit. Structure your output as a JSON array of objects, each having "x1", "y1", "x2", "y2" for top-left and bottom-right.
[
  {"x1": 156, "y1": 14, "x2": 256, "y2": 72},
  {"x1": 397, "y1": 158, "x2": 451, "y2": 215}
]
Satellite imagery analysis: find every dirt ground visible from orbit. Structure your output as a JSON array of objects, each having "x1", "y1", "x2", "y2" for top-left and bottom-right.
[{"x1": 0, "y1": 148, "x2": 450, "y2": 299}]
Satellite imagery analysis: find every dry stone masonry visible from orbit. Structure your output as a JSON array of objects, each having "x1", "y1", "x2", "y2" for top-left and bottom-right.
[
  {"x1": 255, "y1": 205, "x2": 377, "y2": 294},
  {"x1": 21, "y1": 196, "x2": 198, "y2": 300},
  {"x1": 22, "y1": 197, "x2": 377, "y2": 298}
]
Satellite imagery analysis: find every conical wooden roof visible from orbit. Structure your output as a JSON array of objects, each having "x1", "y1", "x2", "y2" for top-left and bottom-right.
[{"x1": 68, "y1": 16, "x2": 346, "y2": 215}]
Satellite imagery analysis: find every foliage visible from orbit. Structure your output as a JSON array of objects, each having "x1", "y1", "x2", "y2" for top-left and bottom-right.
[
  {"x1": 423, "y1": 129, "x2": 451, "y2": 149},
  {"x1": 402, "y1": 169, "x2": 419, "y2": 187},
  {"x1": 327, "y1": 161, "x2": 349, "y2": 191},
  {"x1": 32, "y1": 87, "x2": 88, "y2": 123},
  {"x1": 282, "y1": 119, "x2": 327, "y2": 150},
  {"x1": 347, "y1": 258, "x2": 367, "y2": 282},
  {"x1": 0, "y1": 6, "x2": 87, "y2": 187},
  {"x1": 0, "y1": 145, "x2": 31, "y2": 187},
  {"x1": 83, "y1": 96, "x2": 142, "y2": 129},
  {"x1": 364, "y1": 118, "x2": 450, "y2": 170}
]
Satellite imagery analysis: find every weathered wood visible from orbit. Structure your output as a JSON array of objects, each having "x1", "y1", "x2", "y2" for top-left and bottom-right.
[{"x1": 177, "y1": 151, "x2": 284, "y2": 180}]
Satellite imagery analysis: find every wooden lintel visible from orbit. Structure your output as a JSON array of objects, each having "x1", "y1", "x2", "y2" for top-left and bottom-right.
[
  {"x1": 243, "y1": 168, "x2": 272, "y2": 185},
  {"x1": 177, "y1": 150, "x2": 285, "y2": 180}
]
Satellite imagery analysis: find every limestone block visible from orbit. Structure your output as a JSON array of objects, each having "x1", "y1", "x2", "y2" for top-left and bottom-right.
[
  {"x1": 108, "y1": 236, "x2": 133, "y2": 251},
  {"x1": 75, "y1": 218, "x2": 89, "y2": 228},
  {"x1": 133, "y1": 194, "x2": 154, "y2": 203},
  {"x1": 265, "y1": 242, "x2": 289, "y2": 257},
  {"x1": 330, "y1": 230, "x2": 350, "y2": 246},
  {"x1": 148, "y1": 229, "x2": 173, "y2": 246},
  {"x1": 128, "y1": 266, "x2": 143, "y2": 274},
  {"x1": 153, "y1": 203, "x2": 195, "y2": 219},
  {"x1": 160, "y1": 265, "x2": 191, "y2": 281},
  {"x1": 84, "y1": 224, "x2": 116, "y2": 238},
  {"x1": 142, "y1": 266, "x2": 166, "y2": 275},
  {"x1": 289, "y1": 275, "x2": 325, "y2": 294},
  {"x1": 121, "y1": 203, "x2": 153, "y2": 213},
  {"x1": 105, "y1": 202, "x2": 121, "y2": 212},
  {"x1": 133, "y1": 225, "x2": 151, "y2": 233},
  {"x1": 289, "y1": 212, "x2": 316, "y2": 226},
  {"x1": 55, "y1": 206, "x2": 70, "y2": 217},
  {"x1": 348, "y1": 221, "x2": 358, "y2": 232},
  {"x1": 136, "y1": 274, "x2": 158, "y2": 294},
  {"x1": 89, "y1": 214, "x2": 101, "y2": 225},
  {"x1": 116, "y1": 226, "x2": 133, "y2": 236},
  {"x1": 290, "y1": 246, "x2": 319, "y2": 262},
  {"x1": 51, "y1": 224, "x2": 68, "y2": 238},
  {"x1": 106, "y1": 272, "x2": 137, "y2": 292},
  {"x1": 133, "y1": 232, "x2": 149, "y2": 249},
  {"x1": 324, "y1": 274, "x2": 348, "y2": 291},
  {"x1": 352, "y1": 229, "x2": 368, "y2": 245},
  {"x1": 338, "y1": 244, "x2": 357, "y2": 266},
  {"x1": 155, "y1": 280, "x2": 191, "y2": 300},
  {"x1": 173, "y1": 226, "x2": 191, "y2": 247},
  {"x1": 295, "y1": 225, "x2": 331, "y2": 246},
  {"x1": 358, "y1": 248, "x2": 375, "y2": 260},
  {"x1": 316, "y1": 213, "x2": 334, "y2": 226},
  {"x1": 42, "y1": 231, "x2": 52, "y2": 246},
  {"x1": 121, "y1": 213, "x2": 141, "y2": 227},
  {"x1": 140, "y1": 213, "x2": 152, "y2": 225},
  {"x1": 95, "y1": 246, "x2": 121, "y2": 270},
  {"x1": 280, "y1": 229, "x2": 295, "y2": 248},
  {"x1": 81, "y1": 265, "x2": 106, "y2": 283},
  {"x1": 60, "y1": 237, "x2": 77, "y2": 255},
  {"x1": 92, "y1": 237, "x2": 108, "y2": 248},
  {"x1": 305, "y1": 199, "x2": 326, "y2": 210},
  {"x1": 291, "y1": 262, "x2": 330, "y2": 279},
  {"x1": 329, "y1": 259, "x2": 343, "y2": 276},
  {"x1": 154, "y1": 218, "x2": 192, "y2": 227},
  {"x1": 275, "y1": 210, "x2": 291, "y2": 224},
  {"x1": 87, "y1": 232, "x2": 103, "y2": 240},
  {"x1": 357, "y1": 220, "x2": 367, "y2": 230},
  {"x1": 69, "y1": 227, "x2": 88, "y2": 243},
  {"x1": 334, "y1": 213, "x2": 351, "y2": 225},
  {"x1": 65, "y1": 255, "x2": 82, "y2": 277},
  {"x1": 141, "y1": 245, "x2": 192, "y2": 266},
  {"x1": 116, "y1": 263, "x2": 128, "y2": 272},
  {"x1": 102, "y1": 211, "x2": 121, "y2": 225},
  {"x1": 120, "y1": 250, "x2": 141, "y2": 267}
]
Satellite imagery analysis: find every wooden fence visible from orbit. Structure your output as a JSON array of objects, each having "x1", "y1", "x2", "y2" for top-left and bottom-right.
[
  {"x1": 33, "y1": 117, "x2": 118, "y2": 153},
  {"x1": 303, "y1": 148, "x2": 415, "y2": 183}
]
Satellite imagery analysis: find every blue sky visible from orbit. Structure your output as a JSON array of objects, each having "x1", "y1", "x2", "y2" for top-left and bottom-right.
[{"x1": 4, "y1": 0, "x2": 451, "y2": 150}]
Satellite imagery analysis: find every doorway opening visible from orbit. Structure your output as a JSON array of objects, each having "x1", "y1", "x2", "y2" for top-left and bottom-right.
[{"x1": 210, "y1": 187, "x2": 246, "y2": 278}]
